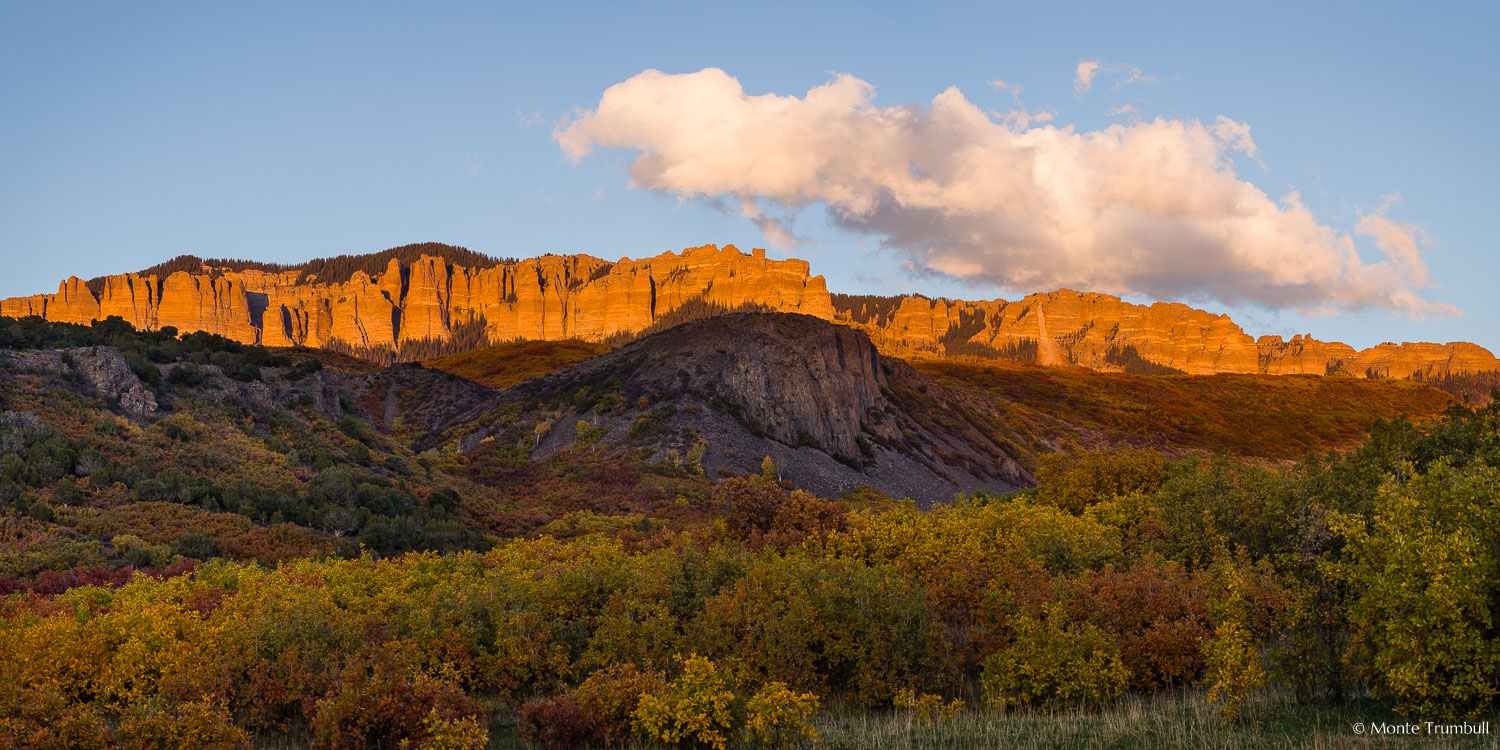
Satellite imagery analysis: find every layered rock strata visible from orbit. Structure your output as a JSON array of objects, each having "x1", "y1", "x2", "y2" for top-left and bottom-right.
[
  {"x1": 2, "y1": 244, "x2": 834, "y2": 350},
  {"x1": 4, "y1": 244, "x2": 1494, "y2": 379},
  {"x1": 844, "y1": 290, "x2": 1499, "y2": 378}
]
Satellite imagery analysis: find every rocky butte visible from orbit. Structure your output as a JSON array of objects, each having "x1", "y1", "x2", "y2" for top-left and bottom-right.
[{"x1": 4, "y1": 243, "x2": 1496, "y2": 379}]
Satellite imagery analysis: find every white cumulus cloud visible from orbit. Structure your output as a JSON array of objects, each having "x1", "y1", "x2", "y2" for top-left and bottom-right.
[{"x1": 555, "y1": 68, "x2": 1454, "y2": 318}]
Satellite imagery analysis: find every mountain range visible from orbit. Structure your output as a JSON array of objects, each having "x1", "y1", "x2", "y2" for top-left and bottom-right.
[{"x1": 4, "y1": 242, "x2": 1496, "y2": 381}]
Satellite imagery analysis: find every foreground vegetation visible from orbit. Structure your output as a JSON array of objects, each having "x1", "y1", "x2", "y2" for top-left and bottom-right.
[
  {"x1": 3, "y1": 396, "x2": 1497, "y2": 748},
  {"x1": 1, "y1": 315, "x2": 1496, "y2": 748}
]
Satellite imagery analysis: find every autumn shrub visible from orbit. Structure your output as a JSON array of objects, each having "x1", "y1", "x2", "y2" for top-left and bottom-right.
[
  {"x1": 115, "y1": 699, "x2": 249, "y2": 750},
  {"x1": 0, "y1": 681, "x2": 114, "y2": 750},
  {"x1": 1078, "y1": 556, "x2": 1210, "y2": 691},
  {"x1": 519, "y1": 695, "x2": 607, "y2": 750},
  {"x1": 633, "y1": 654, "x2": 738, "y2": 750},
  {"x1": 1202, "y1": 557, "x2": 1268, "y2": 724},
  {"x1": 1034, "y1": 448, "x2": 1165, "y2": 514},
  {"x1": 575, "y1": 420, "x2": 607, "y2": 448},
  {"x1": 572, "y1": 662, "x2": 667, "y2": 743},
  {"x1": 309, "y1": 647, "x2": 482, "y2": 750},
  {"x1": 892, "y1": 688, "x2": 964, "y2": 726},
  {"x1": 743, "y1": 681, "x2": 819, "y2": 748},
  {"x1": 714, "y1": 476, "x2": 784, "y2": 540},
  {"x1": 696, "y1": 553, "x2": 939, "y2": 706},
  {"x1": 408, "y1": 708, "x2": 488, "y2": 750},
  {"x1": 1204, "y1": 616, "x2": 1265, "y2": 724},
  {"x1": 764, "y1": 490, "x2": 847, "y2": 549},
  {"x1": 981, "y1": 609, "x2": 1130, "y2": 710},
  {"x1": 1337, "y1": 462, "x2": 1500, "y2": 718}
]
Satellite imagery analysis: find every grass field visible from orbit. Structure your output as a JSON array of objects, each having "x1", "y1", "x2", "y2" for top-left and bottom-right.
[
  {"x1": 455, "y1": 690, "x2": 1494, "y2": 750},
  {"x1": 811, "y1": 693, "x2": 1495, "y2": 750}
]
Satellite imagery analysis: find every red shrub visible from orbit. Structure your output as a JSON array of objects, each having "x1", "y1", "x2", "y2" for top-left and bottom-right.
[
  {"x1": 518, "y1": 695, "x2": 608, "y2": 750},
  {"x1": 1078, "y1": 556, "x2": 1211, "y2": 691},
  {"x1": 309, "y1": 645, "x2": 483, "y2": 750}
]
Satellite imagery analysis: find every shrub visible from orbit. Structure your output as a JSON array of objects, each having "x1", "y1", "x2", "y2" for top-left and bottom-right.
[
  {"x1": 628, "y1": 405, "x2": 676, "y2": 438},
  {"x1": 309, "y1": 648, "x2": 482, "y2": 750},
  {"x1": 167, "y1": 363, "x2": 205, "y2": 386},
  {"x1": 174, "y1": 531, "x2": 223, "y2": 560},
  {"x1": 1204, "y1": 616, "x2": 1265, "y2": 724},
  {"x1": 892, "y1": 688, "x2": 963, "y2": 726},
  {"x1": 575, "y1": 420, "x2": 607, "y2": 448},
  {"x1": 743, "y1": 682, "x2": 819, "y2": 748},
  {"x1": 573, "y1": 663, "x2": 666, "y2": 743},
  {"x1": 518, "y1": 695, "x2": 607, "y2": 750},
  {"x1": 633, "y1": 654, "x2": 737, "y2": 750},
  {"x1": 1034, "y1": 448, "x2": 1165, "y2": 514},
  {"x1": 981, "y1": 610, "x2": 1130, "y2": 710},
  {"x1": 115, "y1": 700, "x2": 248, "y2": 750},
  {"x1": 407, "y1": 709, "x2": 487, "y2": 750},
  {"x1": 697, "y1": 555, "x2": 937, "y2": 706},
  {"x1": 1079, "y1": 557, "x2": 1210, "y2": 692},
  {"x1": 1337, "y1": 462, "x2": 1500, "y2": 718}
]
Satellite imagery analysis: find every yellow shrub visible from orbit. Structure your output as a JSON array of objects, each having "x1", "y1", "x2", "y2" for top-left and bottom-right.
[
  {"x1": 633, "y1": 654, "x2": 736, "y2": 750},
  {"x1": 981, "y1": 611, "x2": 1129, "y2": 710},
  {"x1": 1204, "y1": 618, "x2": 1265, "y2": 724},
  {"x1": 400, "y1": 708, "x2": 488, "y2": 750},
  {"x1": 743, "y1": 682, "x2": 819, "y2": 748},
  {"x1": 893, "y1": 688, "x2": 964, "y2": 726}
]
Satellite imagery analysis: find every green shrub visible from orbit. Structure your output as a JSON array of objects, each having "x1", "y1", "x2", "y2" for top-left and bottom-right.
[
  {"x1": 167, "y1": 363, "x2": 205, "y2": 386},
  {"x1": 1337, "y1": 462, "x2": 1500, "y2": 718}
]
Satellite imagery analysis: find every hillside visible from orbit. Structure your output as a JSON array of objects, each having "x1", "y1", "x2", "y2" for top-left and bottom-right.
[
  {"x1": 423, "y1": 339, "x2": 611, "y2": 390},
  {"x1": 4, "y1": 243, "x2": 1496, "y2": 387},
  {"x1": 913, "y1": 359, "x2": 1456, "y2": 463},
  {"x1": 439, "y1": 313, "x2": 1459, "y2": 504},
  {"x1": 489, "y1": 313, "x2": 1030, "y2": 504}
]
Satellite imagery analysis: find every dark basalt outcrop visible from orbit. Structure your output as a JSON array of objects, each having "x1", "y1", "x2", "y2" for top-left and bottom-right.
[{"x1": 504, "y1": 313, "x2": 1031, "y2": 504}]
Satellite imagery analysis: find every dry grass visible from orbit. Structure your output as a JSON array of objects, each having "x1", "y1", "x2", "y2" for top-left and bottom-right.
[{"x1": 814, "y1": 691, "x2": 1494, "y2": 749}]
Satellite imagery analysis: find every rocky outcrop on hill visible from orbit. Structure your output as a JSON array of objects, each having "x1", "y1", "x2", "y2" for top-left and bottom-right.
[
  {"x1": 5, "y1": 348, "x2": 159, "y2": 417},
  {"x1": 502, "y1": 313, "x2": 1030, "y2": 504}
]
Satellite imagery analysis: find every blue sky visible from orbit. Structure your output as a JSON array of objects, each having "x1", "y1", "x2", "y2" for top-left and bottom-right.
[{"x1": 1, "y1": 1, "x2": 1495, "y2": 350}]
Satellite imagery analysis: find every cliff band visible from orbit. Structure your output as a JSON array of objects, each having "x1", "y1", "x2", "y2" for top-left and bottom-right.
[{"x1": 4, "y1": 244, "x2": 1495, "y2": 379}]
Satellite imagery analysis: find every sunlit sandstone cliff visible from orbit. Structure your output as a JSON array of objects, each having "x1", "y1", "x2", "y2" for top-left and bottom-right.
[
  {"x1": 0, "y1": 244, "x2": 835, "y2": 349},
  {"x1": 842, "y1": 290, "x2": 1499, "y2": 378},
  {"x1": 3, "y1": 244, "x2": 1495, "y2": 378}
]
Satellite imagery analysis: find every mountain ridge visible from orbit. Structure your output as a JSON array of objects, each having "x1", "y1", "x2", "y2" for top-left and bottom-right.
[{"x1": 5, "y1": 243, "x2": 1495, "y2": 382}]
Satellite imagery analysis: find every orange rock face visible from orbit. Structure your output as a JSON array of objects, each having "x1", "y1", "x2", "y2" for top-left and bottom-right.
[
  {"x1": 843, "y1": 289, "x2": 1499, "y2": 378},
  {"x1": 2, "y1": 244, "x2": 833, "y2": 351},
  {"x1": 3, "y1": 246, "x2": 1493, "y2": 379}
]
